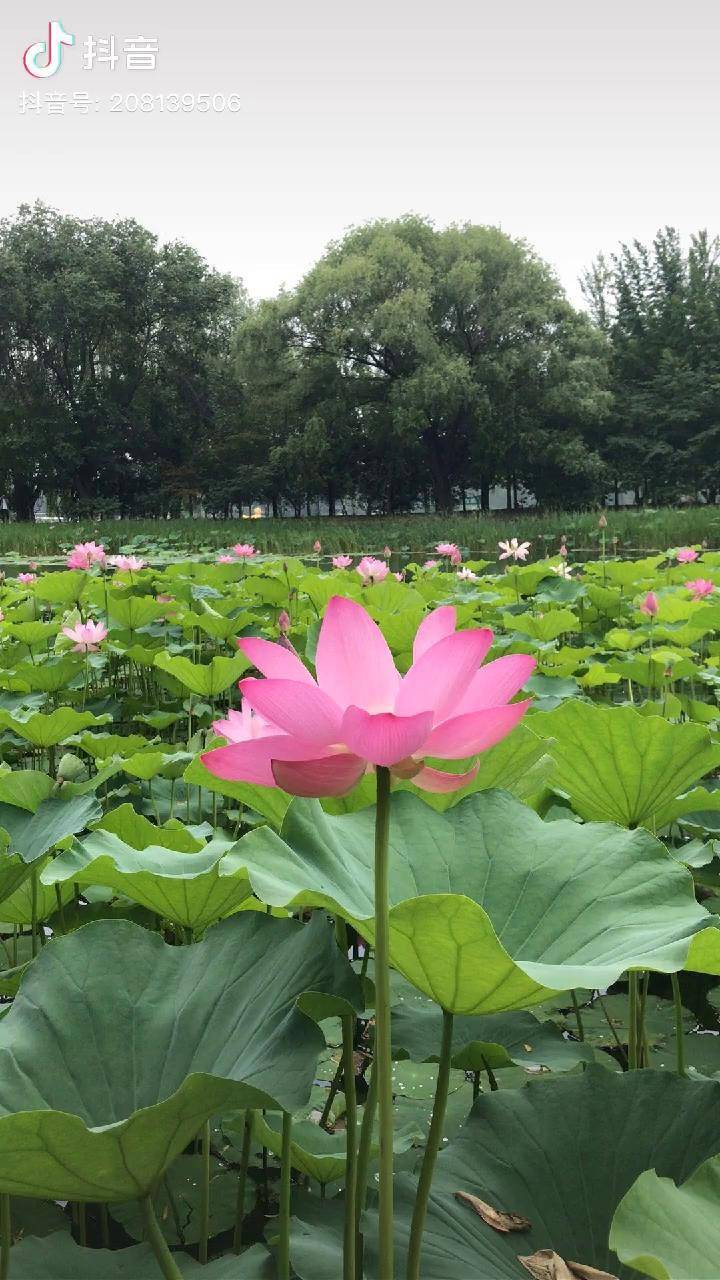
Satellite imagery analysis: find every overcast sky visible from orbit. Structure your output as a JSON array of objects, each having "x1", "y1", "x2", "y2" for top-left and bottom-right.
[{"x1": 2, "y1": 1, "x2": 719, "y2": 305}]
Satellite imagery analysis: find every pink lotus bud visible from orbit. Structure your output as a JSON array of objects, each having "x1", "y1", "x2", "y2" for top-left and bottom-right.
[
  {"x1": 313, "y1": 540, "x2": 322, "y2": 553},
  {"x1": 559, "y1": 544, "x2": 568, "y2": 558},
  {"x1": 598, "y1": 513, "x2": 608, "y2": 529},
  {"x1": 640, "y1": 591, "x2": 658, "y2": 617},
  {"x1": 278, "y1": 609, "x2": 291, "y2": 634},
  {"x1": 449, "y1": 547, "x2": 462, "y2": 566}
]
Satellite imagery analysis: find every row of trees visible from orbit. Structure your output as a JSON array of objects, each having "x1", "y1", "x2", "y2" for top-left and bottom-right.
[{"x1": 0, "y1": 204, "x2": 718, "y2": 518}]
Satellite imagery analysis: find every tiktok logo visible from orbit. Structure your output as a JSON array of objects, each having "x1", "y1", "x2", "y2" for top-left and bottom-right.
[{"x1": 23, "y1": 20, "x2": 75, "y2": 78}]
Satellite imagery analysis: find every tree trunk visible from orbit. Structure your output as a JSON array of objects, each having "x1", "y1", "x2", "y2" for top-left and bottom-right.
[
  {"x1": 506, "y1": 476, "x2": 512, "y2": 510},
  {"x1": 479, "y1": 475, "x2": 490, "y2": 513}
]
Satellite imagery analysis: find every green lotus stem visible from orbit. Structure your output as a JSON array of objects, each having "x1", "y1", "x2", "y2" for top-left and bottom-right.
[
  {"x1": 639, "y1": 971, "x2": 651, "y2": 1067},
  {"x1": 628, "y1": 972, "x2": 639, "y2": 1070},
  {"x1": 100, "y1": 1202, "x2": 110, "y2": 1249},
  {"x1": 278, "y1": 1111, "x2": 292, "y2": 1280},
  {"x1": 671, "y1": 973, "x2": 686, "y2": 1077},
  {"x1": 571, "y1": 990, "x2": 585, "y2": 1041},
  {"x1": 198, "y1": 1120, "x2": 210, "y2": 1264},
  {"x1": 141, "y1": 1193, "x2": 183, "y2": 1280},
  {"x1": 233, "y1": 1110, "x2": 253, "y2": 1254},
  {"x1": 406, "y1": 1009, "x2": 454, "y2": 1280},
  {"x1": 54, "y1": 883, "x2": 67, "y2": 934},
  {"x1": 482, "y1": 1054, "x2": 498, "y2": 1091},
  {"x1": 0, "y1": 1193, "x2": 10, "y2": 1280},
  {"x1": 77, "y1": 1201, "x2": 87, "y2": 1247},
  {"x1": 374, "y1": 764, "x2": 394, "y2": 1280},
  {"x1": 596, "y1": 993, "x2": 628, "y2": 1068},
  {"x1": 319, "y1": 1054, "x2": 344, "y2": 1130},
  {"x1": 342, "y1": 1014, "x2": 358, "y2": 1280},
  {"x1": 30, "y1": 868, "x2": 38, "y2": 959},
  {"x1": 355, "y1": 1055, "x2": 377, "y2": 1276}
]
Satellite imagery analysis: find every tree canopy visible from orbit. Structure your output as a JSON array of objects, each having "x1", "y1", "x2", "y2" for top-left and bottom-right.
[{"x1": 1, "y1": 205, "x2": 719, "y2": 518}]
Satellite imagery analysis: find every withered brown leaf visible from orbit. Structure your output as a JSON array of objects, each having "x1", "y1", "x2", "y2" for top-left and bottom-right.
[{"x1": 454, "y1": 1191, "x2": 531, "y2": 1233}]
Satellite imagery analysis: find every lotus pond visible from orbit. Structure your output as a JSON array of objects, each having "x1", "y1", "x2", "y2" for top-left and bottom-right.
[{"x1": 1, "y1": 543, "x2": 720, "y2": 1278}]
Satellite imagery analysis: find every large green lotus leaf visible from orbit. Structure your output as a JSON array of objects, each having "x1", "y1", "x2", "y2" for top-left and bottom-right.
[
  {"x1": 0, "y1": 769, "x2": 53, "y2": 811},
  {"x1": 107, "y1": 595, "x2": 168, "y2": 631},
  {"x1": 11, "y1": 657, "x2": 83, "y2": 693},
  {"x1": 391, "y1": 999, "x2": 595, "y2": 1072},
  {"x1": 610, "y1": 1156, "x2": 720, "y2": 1280},
  {"x1": 32, "y1": 570, "x2": 87, "y2": 606},
  {"x1": 232, "y1": 790, "x2": 716, "y2": 1014},
  {"x1": 0, "y1": 913, "x2": 361, "y2": 1200},
  {"x1": 7, "y1": 1232, "x2": 273, "y2": 1278},
  {"x1": 0, "y1": 792, "x2": 101, "y2": 864},
  {"x1": 154, "y1": 651, "x2": 250, "y2": 696},
  {"x1": 0, "y1": 843, "x2": 37, "y2": 908},
  {"x1": 74, "y1": 732, "x2": 152, "y2": 762},
  {"x1": 359, "y1": 1068, "x2": 720, "y2": 1280},
  {"x1": 42, "y1": 829, "x2": 254, "y2": 931},
  {"x1": 0, "y1": 709, "x2": 111, "y2": 749},
  {"x1": 0, "y1": 868, "x2": 73, "y2": 924},
  {"x1": 184, "y1": 754, "x2": 291, "y2": 829},
  {"x1": 94, "y1": 803, "x2": 204, "y2": 852},
  {"x1": 531, "y1": 701, "x2": 720, "y2": 828}
]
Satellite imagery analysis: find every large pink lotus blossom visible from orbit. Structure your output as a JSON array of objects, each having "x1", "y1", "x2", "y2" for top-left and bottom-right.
[
  {"x1": 499, "y1": 538, "x2": 531, "y2": 562},
  {"x1": 202, "y1": 597, "x2": 535, "y2": 798},
  {"x1": 435, "y1": 542, "x2": 458, "y2": 558},
  {"x1": 332, "y1": 555, "x2": 353, "y2": 569},
  {"x1": 62, "y1": 619, "x2": 108, "y2": 652},
  {"x1": 17, "y1": 572, "x2": 36, "y2": 584},
  {"x1": 686, "y1": 578, "x2": 715, "y2": 600},
  {"x1": 640, "y1": 591, "x2": 659, "y2": 617},
  {"x1": 676, "y1": 547, "x2": 699, "y2": 563},
  {"x1": 108, "y1": 554, "x2": 146, "y2": 572},
  {"x1": 356, "y1": 556, "x2": 389, "y2": 585},
  {"x1": 233, "y1": 544, "x2": 256, "y2": 559},
  {"x1": 66, "y1": 541, "x2": 106, "y2": 570}
]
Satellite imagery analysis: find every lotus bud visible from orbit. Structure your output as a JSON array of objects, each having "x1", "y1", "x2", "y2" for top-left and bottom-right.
[
  {"x1": 598, "y1": 513, "x2": 608, "y2": 529},
  {"x1": 640, "y1": 591, "x2": 658, "y2": 617},
  {"x1": 278, "y1": 609, "x2": 290, "y2": 635}
]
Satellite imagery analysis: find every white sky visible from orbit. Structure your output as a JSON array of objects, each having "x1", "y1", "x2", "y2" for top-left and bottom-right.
[{"x1": 2, "y1": 0, "x2": 720, "y2": 305}]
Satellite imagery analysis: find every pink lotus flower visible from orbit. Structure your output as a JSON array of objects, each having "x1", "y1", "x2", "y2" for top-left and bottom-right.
[
  {"x1": 217, "y1": 554, "x2": 234, "y2": 564},
  {"x1": 640, "y1": 591, "x2": 659, "y2": 617},
  {"x1": 332, "y1": 555, "x2": 353, "y2": 569},
  {"x1": 676, "y1": 547, "x2": 699, "y2": 563},
  {"x1": 499, "y1": 538, "x2": 531, "y2": 562},
  {"x1": 278, "y1": 609, "x2": 291, "y2": 634},
  {"x1": 449, "y1": 547, "x2": 462, "y2": 566},
  {"x1": 457, "y1": 568, "x2": 478, "y2": 582},
  {"x1": 62, "y1": 619, "x2": 108, "y2": 652},
  {"x1": 356, "y1": 556, "x2": 389, "y2": 585},
  {"x1": 313, "y1": 540, "x2": 322, "y2": 554},
  {"x1": 201, "y1": 597, "x2": 535, "y2": 797},
  {"x1": 0, "y1": 610, "x2": 4, "y2": 622},
  {"x1": 17, "y1": 572, "x2": 36, "y2": 584},
  {"x1": 686, "y1": 578, "x2": 715, "y2": 600},
  {"x1": 66, "y1": 541, "x2": 106, "y2": 570},
  {"x1": 423, "y1": 559, "x2": 440, "y2": 570},
  {"x1": 435, "y1": 542, "x2": 459, "y2": 558},
  {"x1": 27, "y1": 561, "x2": 38, "y2": 571},
  {"x1": 394, "y1": 572, "x2": 404, "y2": 582},
  {"x1": 108, "y1": 554, "x2": 146, "y2": 572},
  {"x1": 233, "y1": 544, "x2": 256, "y2": 559},
  {"x1": 559, "y1": 544, "x2": 568, "y2": 558}
]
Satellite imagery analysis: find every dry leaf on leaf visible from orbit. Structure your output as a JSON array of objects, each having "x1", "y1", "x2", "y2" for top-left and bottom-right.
[{"x1": 454, "y1": 1191, "x2": 531, "y2": 1233}]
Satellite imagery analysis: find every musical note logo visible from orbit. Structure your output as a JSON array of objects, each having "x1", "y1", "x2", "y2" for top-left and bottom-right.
[{"x1": 23, "y1": 20, "x2": 75, "y2": 78}]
